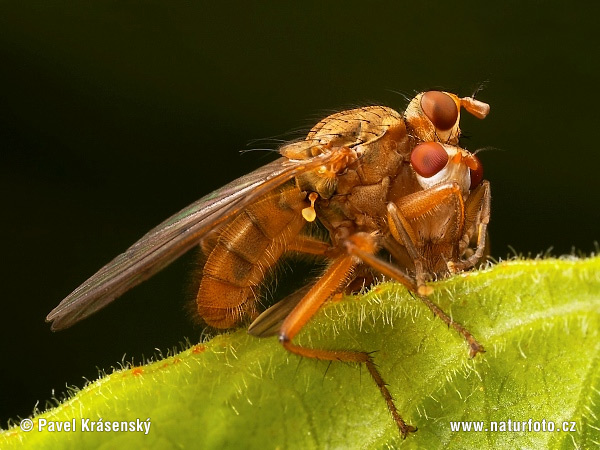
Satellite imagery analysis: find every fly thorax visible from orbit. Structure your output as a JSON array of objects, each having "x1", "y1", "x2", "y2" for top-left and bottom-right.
[{"x1": 295, "y1": 170, "x2": 337, "y2": 199}]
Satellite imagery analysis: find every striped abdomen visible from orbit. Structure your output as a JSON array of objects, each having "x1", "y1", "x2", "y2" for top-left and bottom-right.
[{"x1": 196, "y1": 185, "x2": 308, "y2": 328}]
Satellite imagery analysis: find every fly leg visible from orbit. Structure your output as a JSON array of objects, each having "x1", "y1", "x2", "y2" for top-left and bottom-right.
[
  {"x1": 288, "y1": 236, "x2": 376, "y2": 292},
  {"x1": 345, "y1": 240, "x2": 484, "y2": 357},
  {"x1": 278, "y1": 233, "x2": 417, "y2": 438},
  {"x1": 286, "y1": 235, "x2": 333, "y2": 256},
  {"x1": 448, "y1": 181, "x2": 491, "y2": 273},
  {"x1": 385, "y1": 203, "x2": 430, "y2": 295},
  {"x1": 386, "y1": 182, "x2": 465, "y2": 293},
  {"x1": 350, "y1": 194, "x2": 484, "y2": 357},
  {"x1": 247, "y1": 235, "x2": 333, "y2": 337}
]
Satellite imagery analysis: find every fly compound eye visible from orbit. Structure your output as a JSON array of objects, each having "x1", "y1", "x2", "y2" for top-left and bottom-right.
[
  {"x1": 410, "y1": 142, "x2": 449, "y2": 178},
  {"x1": 420, "y1": 91, "x2": 459, "y2": 131},
  {"x1": 467, "y1": 154, "x2": 484, "y2": 189}
]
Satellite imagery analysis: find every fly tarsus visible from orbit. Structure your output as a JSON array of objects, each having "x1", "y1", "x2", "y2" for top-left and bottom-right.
[
  {"x1": 282, "y1": 339, "x2": 417, "y2": 438},
  {"x1": 417, "y1": 294, "x2": 485, "y2": 357}
]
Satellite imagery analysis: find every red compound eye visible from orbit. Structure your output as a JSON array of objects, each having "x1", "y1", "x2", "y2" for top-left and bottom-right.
[
  {"x1": 410, "y1": 142, "x2": 449, "y2": 178},
  {"x1": 421, "y1": 91, "x2": 459, "y2": 131},
  {"x1": 468, "y1": 154, "x2": 484, "y2": 189}
]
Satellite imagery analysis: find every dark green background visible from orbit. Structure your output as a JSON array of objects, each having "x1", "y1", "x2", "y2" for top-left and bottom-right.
[{"x1": 1, "y1": 1, "x2": 598, "y2": 429}]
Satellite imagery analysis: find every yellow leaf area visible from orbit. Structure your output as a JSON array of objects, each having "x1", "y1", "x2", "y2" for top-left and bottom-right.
[{"x1": 3, "y1": 257, "x2": 599, "y2": 449}]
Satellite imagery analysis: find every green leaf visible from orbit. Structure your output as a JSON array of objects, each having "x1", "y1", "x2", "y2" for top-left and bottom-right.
[{"x1": 3, "y1": 257, "x2": 600, "y2": 449}]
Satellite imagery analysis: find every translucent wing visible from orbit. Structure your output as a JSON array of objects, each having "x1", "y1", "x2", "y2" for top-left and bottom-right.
[
  {"x1": 47, "y1": 154, "x2": 335, "y2": 330},
  {"x1": 247, "y1": 284, "x2": 312, "y2": 337}
]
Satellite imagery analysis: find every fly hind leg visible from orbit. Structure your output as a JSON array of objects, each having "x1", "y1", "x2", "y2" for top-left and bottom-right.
[{"x1": 278, "y1": 234, "x2": 417, "y2": 438}]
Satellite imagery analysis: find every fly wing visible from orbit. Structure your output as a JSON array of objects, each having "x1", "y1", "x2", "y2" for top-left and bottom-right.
[
  {"x1": 47, "y1": 154, "x2": 335, "y2": 330},
  {"x1": 247, "y1": 284, "x2": 312, "y2": 337}
]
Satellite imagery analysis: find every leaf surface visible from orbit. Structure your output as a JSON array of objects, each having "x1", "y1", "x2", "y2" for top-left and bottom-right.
[{"x1": 3, "y1": 257, "x2": 599, "y2": 449}]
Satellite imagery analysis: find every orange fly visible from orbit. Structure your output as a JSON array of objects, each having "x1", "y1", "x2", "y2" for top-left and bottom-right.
[{"x1": 47, "y1": 90, "x2": 491, "y2": 437}]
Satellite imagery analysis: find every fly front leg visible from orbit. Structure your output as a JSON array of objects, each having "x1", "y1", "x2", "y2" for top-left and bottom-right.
[
  {"x1": 386, "y1": 182, "x2": 465, "y2": 293},
  {"x1": 278, "y1": 233, "x2": 417, "y2": 438},
  {"x1": 385, "y1": 203, "x2": 430, "y2": 295},
  {"x1": 448, "y1": 181, "x2": 491, "y2": 273}
]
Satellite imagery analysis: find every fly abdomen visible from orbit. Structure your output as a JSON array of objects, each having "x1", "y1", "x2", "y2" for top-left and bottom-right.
[{"x1": 197, "y1": 185, "x2": 308, "y2": 328}]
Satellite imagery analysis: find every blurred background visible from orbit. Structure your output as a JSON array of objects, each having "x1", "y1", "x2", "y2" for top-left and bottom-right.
[{"x1": 1, "y1": 1, "x2": 598, "y2": 428}]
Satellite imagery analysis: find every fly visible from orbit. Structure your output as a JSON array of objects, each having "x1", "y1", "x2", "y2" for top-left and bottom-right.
[{"x1": 47, "y1": 90, "x2": 491, "y2": 437}]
